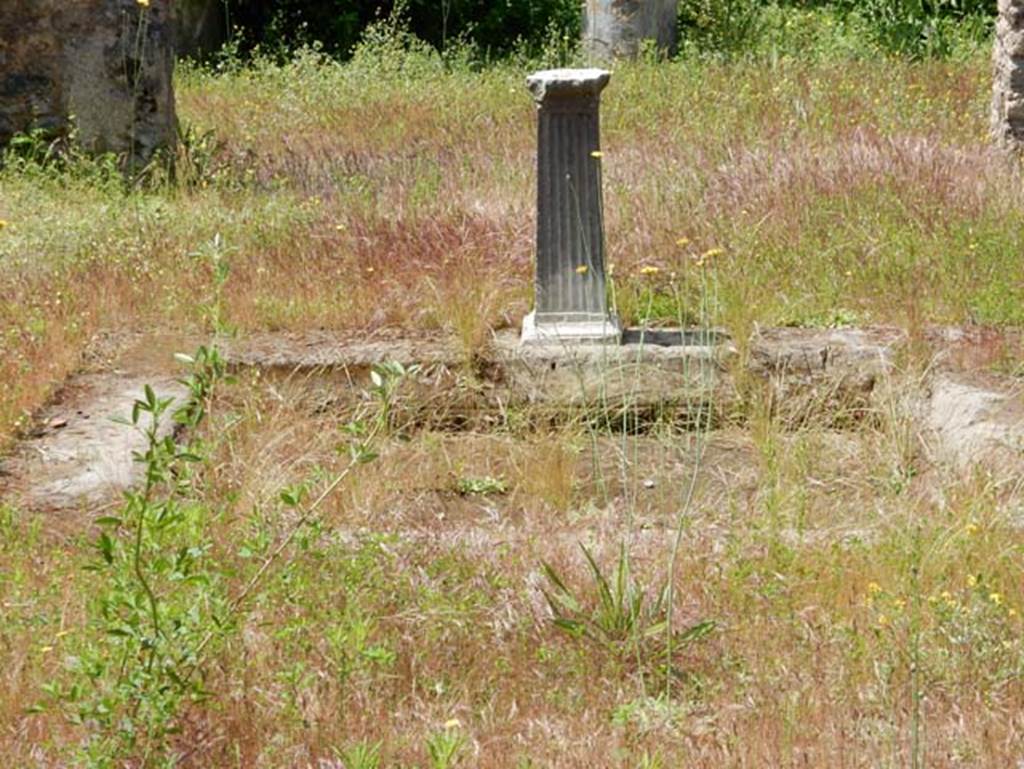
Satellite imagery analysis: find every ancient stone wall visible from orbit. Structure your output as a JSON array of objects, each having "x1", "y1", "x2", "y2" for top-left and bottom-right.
[
  {"x1": 0, "y1": 0, "x2": 176, "y2": 167},
  {"x1": 582, "y1": 0, "x2": 678, "y2": 60},
  {"x1": 992, "y1": 0, "x2": 1024, "y2": 151}
]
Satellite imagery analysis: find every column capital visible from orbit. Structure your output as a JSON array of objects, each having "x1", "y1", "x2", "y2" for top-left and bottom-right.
[{"x1": 526, "y1": 68, "x2": 611, "y2": 106}]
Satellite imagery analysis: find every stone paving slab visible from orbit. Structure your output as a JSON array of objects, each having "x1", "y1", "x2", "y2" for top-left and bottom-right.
[
  {"x1": 926, "y1": 372, "x2": 1024, "y2": 469},
  {"x1": 0, "y1": 374, "x2": 187, "y2": 513}
]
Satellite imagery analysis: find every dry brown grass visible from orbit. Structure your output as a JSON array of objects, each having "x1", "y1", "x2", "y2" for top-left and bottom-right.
[{"x1": 5, "y1": 364, "x2": 1024, "y2": 765}]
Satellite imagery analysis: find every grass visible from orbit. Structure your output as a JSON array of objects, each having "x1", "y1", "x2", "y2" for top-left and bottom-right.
[
  {"x1": 3, "y1": 17, "x2": 1024, "y2": 767},
  {"x1": 1, "y1": 40, "x2": 1019, "y2": 444},
  {"x1": 4, "y1": 373, "x2": 1024, "y2": 766}
]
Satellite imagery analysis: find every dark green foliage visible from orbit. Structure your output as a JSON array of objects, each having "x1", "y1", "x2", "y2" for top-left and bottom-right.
[
  {"x1": 677, "y1": 0, "x2": 766, "y2": 54},
  {"x1": 227, "y1": 0, "x2": 580, "y2": 60},
  {"x1": 221, "y1": 0, "x2": 994, "y2": 61},
  {"x1": 811, "y1": 0, "x2": 993, "y2": 19},
  {"x1": 677, "y1": 0, "x2": 996, "y2": 58},
  {"x1": 825, "y1": 0, "x2": 994, "y2": 56}
]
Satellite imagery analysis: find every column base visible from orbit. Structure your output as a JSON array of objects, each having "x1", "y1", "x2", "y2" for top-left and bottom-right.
[{"x1": 520, "y1": 311, "x2": 622, "y2": 346}]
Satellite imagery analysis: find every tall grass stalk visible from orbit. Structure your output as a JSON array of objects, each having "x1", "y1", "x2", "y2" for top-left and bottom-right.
[{"x1": 663, "y1": 264, "x2": 717, "y2": 698}]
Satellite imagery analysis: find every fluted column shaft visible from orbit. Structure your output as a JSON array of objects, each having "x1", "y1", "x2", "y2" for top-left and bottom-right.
[{"x1": 522, "y1": 69, "x2": 620, "y2": 344}]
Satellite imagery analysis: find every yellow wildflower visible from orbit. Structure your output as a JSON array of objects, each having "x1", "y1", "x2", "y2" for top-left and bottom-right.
[
  {"x1": 444, "y1": 718, "x2": 462, "y2": 730},
  {"x1": 702, "y1": 247, "x2": 725, "y2": 259},
  {"x1": 989, "y1": 592, "x2": 1003, "y2": 606},
  {"x1": 0, "y1": 219, "x2": 7, "y2": 230},
  {"x1": 893, "y1": 598, "x2": 906, "y2": 611},
  {"x1": 965, "y1": 522, "x2": 979, "y2": 535},
  {"x1": 967, "y1": 575, "x2": 977, "y2": 588},
  {"x1": 877, "y1": 614, "x2": 890, "y2": 627},
  {"x1": 1009, "y1": 608, "x2": 1018, "y2": 618},
  {"x1": 590, "y1": 150, "x2": 604, "y2": 159},
  {"x1": 867, "y1": 582, "x2": 883, "y2": 595},
  {"x1": 137, "y1": 0, "x2": 150, "y2": 6},
  {"x1": 675, "y1": 237, "x2": 690, "y2": 247},
  {"x1": 639, "y1": 265, "x2": 660, "y2": 276},
  {"x1": 575, "y1": 264, "x2": 589, "y2": 275}
]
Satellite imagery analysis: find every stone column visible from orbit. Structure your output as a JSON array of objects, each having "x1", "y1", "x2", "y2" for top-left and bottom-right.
[
  {"x1": 0, "y1": 0, "x2": 176, "y2": 171},
  {"x1": 583, "y1": 0, "x2": 678, "y2": 61},
  {"x1": 522, "y1": 69, "x2": 620, "y2": 345},
  {"x1": 992, "y1": 0, "x2": 1024, "y2": 151}
]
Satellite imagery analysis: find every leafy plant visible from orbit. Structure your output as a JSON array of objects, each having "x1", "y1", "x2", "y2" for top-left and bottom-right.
[
  {"x1": 830, "y1": 0, "x2": 993, "y2": 57},
  {"x1": 678, "y1": 0, "x2": 765, "y2": 55},
  {"x1": 337, "y1": 739, "x2": 382, "y2": 769},
  {"x1": 0, "y1": 126, "x2": 123, "y2": 187},
  {"x1": 42, "y1": 351, "x2": 414, "y2": 765},
  {"x1": 49, "y1": 346, "x2": 229, "y2": 763},
  {"x1": 368, "y1": 360, "x2": 419, "y2": 432},
  {"x1": 175, "y1": 122, "x2": 224, "y2": 189},
  {"x1": 188, "y1": 232, "x2": 235, "y2": 335},
  {"x1": 425, "y1": 725, "x2": 466, "y2": 769},
  {"x1": 455, "y1": 475, "x2": 508, "y2": 496},
  {"x1": 541, "y1": 543, "x2": 714, "y2": 657},
  {"x1": 543, "y1": 543, "x2": 665, "y2": 647}
]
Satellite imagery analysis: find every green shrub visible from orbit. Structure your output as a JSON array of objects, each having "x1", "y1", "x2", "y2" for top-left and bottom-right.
[
  {"x1": 677, "y1": 0, "x2": 766, "y2": 54},
  {"x1": 222, "y1": 0, "x2": 992, "y2": 62},
  {"x1": 835, "y1": 0, "x2": 994, "y2": 57},
  {"x1": 228, "y1": 0, "x2": 580, "y2": 60},
  {"x1": 677, "y1": 0, "x2": 994, "y2": 59}
]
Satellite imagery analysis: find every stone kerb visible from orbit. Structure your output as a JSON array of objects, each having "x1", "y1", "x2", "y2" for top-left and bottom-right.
[{"x1": 522, "y1": 68, "x2": 621, "y2": 346}]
